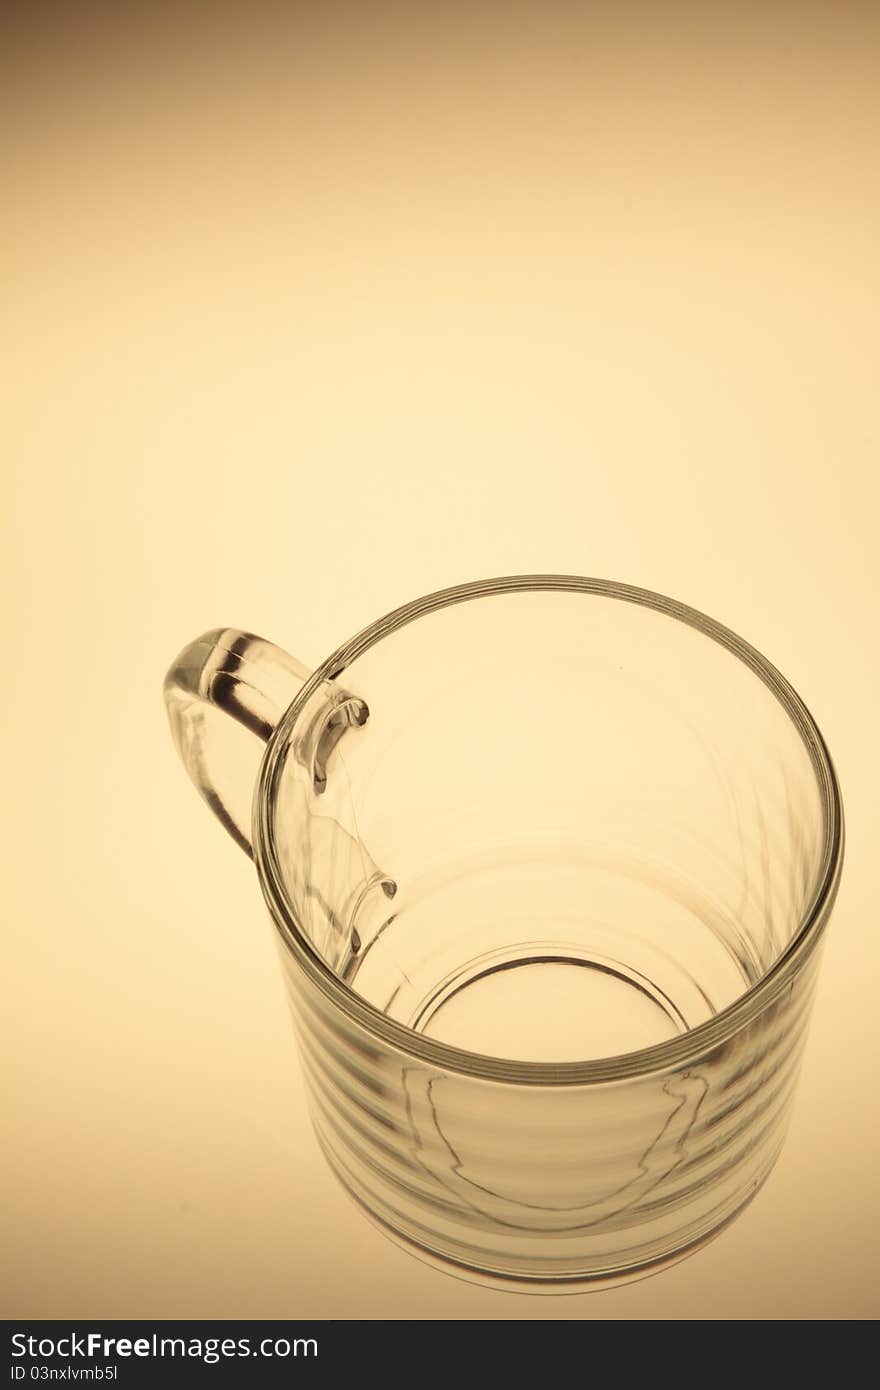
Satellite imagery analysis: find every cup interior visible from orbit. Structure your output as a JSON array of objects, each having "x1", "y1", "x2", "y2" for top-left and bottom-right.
[{"x1": 270, "y1": 584, "x2": 829, "y2": 1064}]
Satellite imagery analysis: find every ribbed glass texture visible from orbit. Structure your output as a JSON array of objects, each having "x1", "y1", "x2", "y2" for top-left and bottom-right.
[{"x1": 278, "y1": 931, "x2": 821, "y2": 1288}]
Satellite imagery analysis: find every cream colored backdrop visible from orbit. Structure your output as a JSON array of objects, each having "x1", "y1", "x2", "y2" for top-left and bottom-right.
[{"x1": 3, "y1": 4, "x2": 878, "y2": 1318}]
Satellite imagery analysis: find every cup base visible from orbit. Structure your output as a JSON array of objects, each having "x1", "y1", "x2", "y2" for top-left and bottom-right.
[
  {"x1": 319, "y1": 1136, "x2": 772, "y2": 1295},
  {"x1": 412, "y1": 949, "x2": 687, "y2": 1063}
]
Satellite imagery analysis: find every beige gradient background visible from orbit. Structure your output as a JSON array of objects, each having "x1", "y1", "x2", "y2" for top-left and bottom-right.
[{"x1": 3, "y1": 4, "x2": 878, "y2": 1319}]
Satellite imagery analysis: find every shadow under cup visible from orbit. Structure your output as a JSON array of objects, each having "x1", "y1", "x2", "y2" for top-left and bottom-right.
[{"x1": 170, "y1": 579, "x2": 843, "y2": 1289}]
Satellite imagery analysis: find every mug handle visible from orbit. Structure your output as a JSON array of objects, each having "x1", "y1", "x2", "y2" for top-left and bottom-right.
[{"x1": 164, "y1": 629, "x2": 311, "y2": 858}]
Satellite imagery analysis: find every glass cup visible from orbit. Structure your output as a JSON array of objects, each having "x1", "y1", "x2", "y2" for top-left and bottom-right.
[{"x1": 164, "y1": 577, "x2": 843, "y2": 1291}]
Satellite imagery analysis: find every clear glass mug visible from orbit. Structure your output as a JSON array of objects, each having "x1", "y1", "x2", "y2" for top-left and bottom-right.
[{"x1": 164, "y1": 577, "x2": 843, "y2": 1291}]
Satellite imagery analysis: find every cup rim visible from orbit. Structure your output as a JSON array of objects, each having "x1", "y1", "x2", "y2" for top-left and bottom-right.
[{"x1": 253, "y1": 575, "x2": 844, "y2": 1085}]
